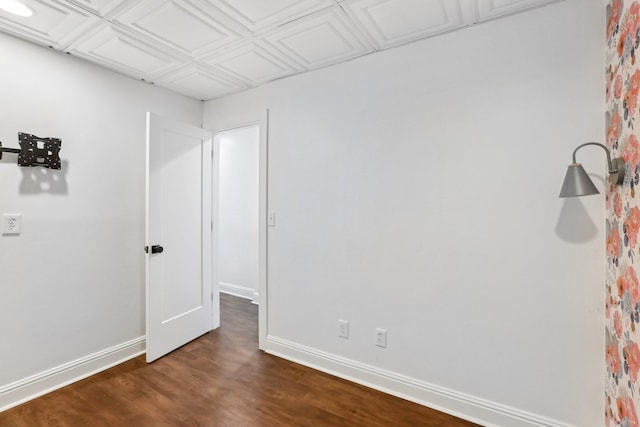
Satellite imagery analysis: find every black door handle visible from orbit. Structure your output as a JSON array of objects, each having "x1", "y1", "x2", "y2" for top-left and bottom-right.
[{"x1": 145, "y1": 245, "x2": 164, "y2": 254}]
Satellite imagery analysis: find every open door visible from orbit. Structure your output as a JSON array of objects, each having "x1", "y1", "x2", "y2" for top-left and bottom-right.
[{"x1": 145, "y1": 112, "x2": 213, "y2": 363}]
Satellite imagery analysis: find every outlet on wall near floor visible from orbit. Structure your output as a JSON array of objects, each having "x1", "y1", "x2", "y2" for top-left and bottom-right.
[
  {"x1": 338, "y1": 319, "x2": 349, "y2": 339},
  {"x1": 2, "y1": 214, "x2": 22, "y2": 235},
  {"x1": 376, "y1": 328, "x2": 387, "y2": 348}
]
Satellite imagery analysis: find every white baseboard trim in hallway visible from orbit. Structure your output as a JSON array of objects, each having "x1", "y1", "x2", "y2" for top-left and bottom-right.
[
  {"x1": 0, "y1": 336, "x2": 145, "y2": 412},
  {"x1": 220, "y1": 282, "x2": 258, "y2": 303},
  {"x1": 264, "y1": 336, "x2": 573, "y2": 427}
]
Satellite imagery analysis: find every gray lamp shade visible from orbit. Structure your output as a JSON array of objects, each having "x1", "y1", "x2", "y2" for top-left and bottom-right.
[{"x1": 559, "y1": 163, "x2": 599, "y2": 197}]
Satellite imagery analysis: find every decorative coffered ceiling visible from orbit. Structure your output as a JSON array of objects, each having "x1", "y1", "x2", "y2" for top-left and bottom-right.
[{"x1": 0, "y1": 0, "x2": 562, "y2": 100}]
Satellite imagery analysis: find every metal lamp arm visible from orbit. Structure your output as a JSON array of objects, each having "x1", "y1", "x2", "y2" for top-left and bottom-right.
[
  {"x1": 571, "y1": 142, "x2": 617, "y2": 173},
  {"x1": 570, "y1": 141, "x2": 625, "y2": 185},
  {"x1": 0, "y1": 140, "x2": 21, "y2": 160}
]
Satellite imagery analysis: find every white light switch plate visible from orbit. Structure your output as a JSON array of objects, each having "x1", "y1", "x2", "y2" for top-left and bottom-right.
[
  {"x1": 267, "y1": 210, "x2": 276, "y2": 227},
  {"x1": 2, "y1": 214, "x2": 22, "y2": 235}
]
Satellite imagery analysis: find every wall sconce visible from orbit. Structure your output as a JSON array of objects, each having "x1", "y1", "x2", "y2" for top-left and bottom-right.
[{"x1": 559, "y1": 142, "x2": 625, "y2": 197}]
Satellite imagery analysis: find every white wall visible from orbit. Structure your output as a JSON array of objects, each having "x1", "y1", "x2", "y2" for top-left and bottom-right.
[
  {"x1": 0, "y1": 32, "x2": 202, "y2": 408},
  {"x1": 216, "y1": 125, "x2": 260, "y2": 301},
  {"x1": 204, "y1": 1, "x2": 605, "y2": 426}
]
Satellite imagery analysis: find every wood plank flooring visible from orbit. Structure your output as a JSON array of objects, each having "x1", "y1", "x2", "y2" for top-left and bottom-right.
[{"x1": 0, "y1": 294, "x2": 480, "y2": 426}]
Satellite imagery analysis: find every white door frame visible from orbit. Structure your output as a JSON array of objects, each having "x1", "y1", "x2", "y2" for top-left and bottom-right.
[{"x1": 210, "y1": 110, "x2": 268, "y2": 349}]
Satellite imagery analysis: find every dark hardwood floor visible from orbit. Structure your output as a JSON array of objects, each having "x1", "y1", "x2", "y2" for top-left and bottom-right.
[{"x1": 0, "y1": 294, "x2": 480, "y2": 426}]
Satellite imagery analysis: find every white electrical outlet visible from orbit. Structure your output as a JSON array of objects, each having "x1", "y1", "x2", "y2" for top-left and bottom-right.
[
  {"x1": 376, "y1": 328, "x2": 387, "y2": 348},
  {"x1": 2, "y1": 214, "x2": 22, "y2": 235},
  {"x1": 338, "y1": 320, "x2": 349, "y2": 339}
]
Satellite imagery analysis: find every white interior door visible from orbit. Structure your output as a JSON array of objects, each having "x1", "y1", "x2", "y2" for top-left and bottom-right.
[{"x1": 145, "y1": 112, "x2": 213, "y2": 363}]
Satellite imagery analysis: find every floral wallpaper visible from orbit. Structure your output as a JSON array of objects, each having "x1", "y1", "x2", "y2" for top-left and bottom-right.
[{"x1": 607, "y1": 1, "x2": 640, "y2": 425}]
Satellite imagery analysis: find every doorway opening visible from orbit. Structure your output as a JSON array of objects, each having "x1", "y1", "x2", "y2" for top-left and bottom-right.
[
  {"x1": 214, "y1": 125, "x2": 260, "y2": 304},
  {"x1": 212, "y1": 116, "x2": 267, "y2": 350}
]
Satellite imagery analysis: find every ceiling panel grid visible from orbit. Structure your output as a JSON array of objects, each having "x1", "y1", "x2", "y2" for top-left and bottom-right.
[
  {"x1": 201, "y1": 41, "x2": 302, "y2": 85},
  {"x1": 261, "y1": 7, "x2": 374, "y2": 70},
  {"x1": 0, "y1": 0, "x2": 99, "y2": 49},
  {"x1": 210, "y1": 0, "x2": 335, "y2": 32},
  {"x1": 0, "y1": 0, "x2": 565, "y2": 100},
  {"x1": 111, "y1": 0, "x2": 249, "y2": 57},
  {"x1": 473, "y1": 0, "x2": 561, "y2": 22},
  {"x1": 66, "y1": 22, "x2": 190, "y2": 81},
  {"x1": 340, "y1": 0, "x2": 471, "y2": 50},
  {"x1": 156, "y1": 63, "x2": 247, "y2": 99}
]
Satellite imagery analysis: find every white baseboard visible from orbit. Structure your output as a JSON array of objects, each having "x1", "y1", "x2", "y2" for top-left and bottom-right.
[
  {"x1": 263, "y1": 336, "x2": 573, "y2": 427},
  {"x1": 0, "y1": 336, "x2": 145, "y2": 412},
  {"x1": 220, "y1": 281, "x2": 258, "y2": 303},
  {"x1": 0, "y1": 334, "x2": 574, "y2": 426}
]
